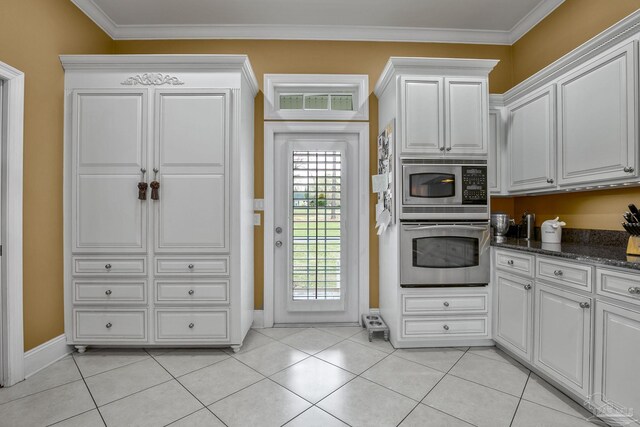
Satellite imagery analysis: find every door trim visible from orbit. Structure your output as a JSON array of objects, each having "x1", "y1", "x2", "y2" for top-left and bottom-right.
[
  {"x1": 263, "y1": 122, "x2": 369, "y2": 327},
  {"x1": 0, "y1": 61, "x2": 25, "y2": 386}
]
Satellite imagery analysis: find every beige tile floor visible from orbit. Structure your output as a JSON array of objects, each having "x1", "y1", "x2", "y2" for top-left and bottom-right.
[{"x1": 0, "y1": 327, "x2": 609, "y2": 427}]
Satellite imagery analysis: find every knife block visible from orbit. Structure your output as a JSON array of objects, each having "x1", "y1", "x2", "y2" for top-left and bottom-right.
[{"x1": 627, "y1": 236, "x2": 640, "y2": 255}]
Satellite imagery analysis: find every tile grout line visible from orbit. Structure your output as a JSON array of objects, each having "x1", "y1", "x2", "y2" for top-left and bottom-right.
[
  {"x1": 73, "y1": 350, "x2": 151, "y2": 380},
  {"x1": 69, "y1": 353, "x2": 108, "y2": 427},
  {"x1": 509, "y1": 370, "x2": 532, "y2": 427},
  {"x1": 45, "y1": 408, "x2": 103, "y2": 427}
]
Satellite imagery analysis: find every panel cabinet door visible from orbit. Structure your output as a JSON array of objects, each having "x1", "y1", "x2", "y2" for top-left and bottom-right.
[
  {"x1": 72, "y1": 90, "x2": 148, "y2": 253},
  {"x1": 400, "y1": 76, "x2": 444, "y2": 155},
  {"x1": 488, "y1": 108, "x2": 503, "y2": 193},
  {"x1": 558, "y1": 41, "x2": 637, "y2": 185},
  {"x1": 593, "y1": 301, "x2": 640, "y2": 426},
  {"x1": 445, "y1": 78, "x2": 487, "y2": 156},
  {"x1": 507, "y1": 85, "x2": 556, "y2": 192},
  {"x1": 534, "y1": 283, "x2": 592, "y2": 398},
  {"x1": 154, "y1": 90, "x2": 230, "y2": 254},
  {"x1": 494, "y1": 272, "x2": 533, "y2": 361}
]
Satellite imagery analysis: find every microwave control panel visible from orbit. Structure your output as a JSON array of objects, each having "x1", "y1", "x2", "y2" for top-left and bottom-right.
[{"x1": 461, "y1": 166, "x2": 487, "y2": 205}]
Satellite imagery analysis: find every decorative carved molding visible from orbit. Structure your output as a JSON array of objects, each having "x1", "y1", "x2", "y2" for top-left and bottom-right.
[{"x1": 121, "y1": 73, "x2": 185, "y2": 86}]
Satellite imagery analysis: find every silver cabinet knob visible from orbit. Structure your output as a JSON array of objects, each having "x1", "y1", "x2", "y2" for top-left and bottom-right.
[
  {"x1": 188, "y1": 264, "x2": 194, "y2": 270},
  {"x1": 579, "y1": 302, "x2": 590, "y2": 309},
  {"x1": 105, "y1": 264, "x2": 112, "y2": 270},
  {"x1": 624, "y1": 167, "x2": 635, "y2": 173},
  {"x1": 443, "y1": 301, "x2": 450, "y2": 307},
  {"x1": 445, "y1": 147, "x2": 452, "y2": 151},
  {"x1": 443, "y1": 324, "x2": 450, "y2": 330},
  {"x1": 628, "y1": 287, "x2": 640, "y2": 294},
  {"x1": 188, "y1": 323, "x2": 195, "y2": 329},
  {"x1": 275, "y1": 227, "x2": 283, "y2": 234},
  {"x1": 188, "y1": 289, "x2": 195, "y2": 295},
  {"x1": 507, "y1": 260, "x2": 514, "y2": 265},
  {"x1": 275, "y1": 241, "x2": 283, "y2": 248},
  {"x1": 547, "y1": 178, "x2": 554, "y2": 184},
  {"x1": 106, "y1": 322, "x2": 112, "y2": 329},
  {"x1": 105, "y1": 289, "x2": 112, "y2": 296},
  {"x1": 553, "y1": 270, "x2": 563, "y2": 276},
  {"x1": 439, "y1": 146, "x2": 445, "y2": 151},
  {"x1": 524, "y1": 284, "x2": 532, "y2": 290}
]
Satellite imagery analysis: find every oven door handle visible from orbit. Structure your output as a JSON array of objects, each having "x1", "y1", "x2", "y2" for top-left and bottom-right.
[{"x1": 404, "y1": 225, "x2": 489, "y2": 232}]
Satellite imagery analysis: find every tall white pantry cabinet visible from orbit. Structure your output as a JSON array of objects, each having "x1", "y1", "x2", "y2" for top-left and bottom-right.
[{"x1": 61, "y1": 55, "x2": 258, "y2": 352}]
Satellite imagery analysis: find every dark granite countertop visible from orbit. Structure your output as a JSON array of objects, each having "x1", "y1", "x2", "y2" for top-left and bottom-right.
[{"x1": 491, "y1": 237, "x2": 640, "y2": 271}]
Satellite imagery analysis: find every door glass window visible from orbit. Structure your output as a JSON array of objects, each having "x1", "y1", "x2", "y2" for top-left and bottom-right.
[
  {"x1": 291, "y1": 151, "x2": 342, "y2": 300},
  {"x1": 410, "y1": 173, "x2": 455, "y2": 198},
  {"x1": 413, "y1": 236, "x2": 478, "y2": 268}
]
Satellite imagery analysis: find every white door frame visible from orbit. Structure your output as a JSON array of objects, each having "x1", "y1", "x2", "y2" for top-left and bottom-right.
[
  {"x1": 264, "y1": 122, "x2": 369, "y2": 327},
  {"x1": 0, "y1": 61, "x2": 24, "y2": 387}
]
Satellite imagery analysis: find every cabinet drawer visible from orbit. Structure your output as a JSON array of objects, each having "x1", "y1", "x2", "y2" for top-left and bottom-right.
[
  {"x1": 74, "y1": 309, "x2": 147, "y2": 342},
  {"x1": 155, "y1": 309, "x2": 229, "y2": 342},
  {"x1": 537, "y1": 257, "x2": 592, "y2": 291},
  {"x1": 155, "y1": 280, "x2": 229, "y2": 304},
  {"x1": 402, "y1": 294, "x2": 487, "y2": 315},
  {"x1": 495, "y1": 250, "x2": 534, "y2": 277},
  {"x1": 73, "y1": 257, "x2": 146, "y2": 276},
  {"x1": 73, "y1": 280, "x2": 146, "y2": 304},
  {"x1": 155, "y1": 257, "x2": 229, "y2": 276},
  {"x1": 402, "y1": 316, "x2": 488, "y2": 338},
  {"x1": 596, "y1": 268, "x2": 640, "y2": 305}
]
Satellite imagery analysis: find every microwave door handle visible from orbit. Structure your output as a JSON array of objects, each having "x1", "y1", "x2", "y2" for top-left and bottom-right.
[{"x1": 404, "y1": 225, "x2": 488, "y2": 232}]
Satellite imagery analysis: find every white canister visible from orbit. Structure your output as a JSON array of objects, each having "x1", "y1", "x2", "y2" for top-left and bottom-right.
[{"x1": 541, "y1": 217, "x2": 566, "y2": 244}]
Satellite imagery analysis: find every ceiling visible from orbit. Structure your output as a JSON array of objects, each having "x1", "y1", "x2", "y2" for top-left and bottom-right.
[{"x1": 71, "y1": 0, "x2": 564, "y2": 44}]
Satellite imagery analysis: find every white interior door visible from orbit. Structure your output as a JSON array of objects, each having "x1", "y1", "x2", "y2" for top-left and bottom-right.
[{"x1": 273, "y1": 133, "x2": 359, "y2": 324}]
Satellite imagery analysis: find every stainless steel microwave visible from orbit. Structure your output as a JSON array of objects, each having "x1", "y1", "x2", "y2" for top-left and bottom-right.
[{"x1": 401, "y1": 159, "x2": 488, "y2": 220}]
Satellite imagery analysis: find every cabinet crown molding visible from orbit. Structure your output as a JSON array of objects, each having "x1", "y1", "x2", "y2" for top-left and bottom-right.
[{"x1": 374, "y1": 57, "x2": 499, "y2": 97}]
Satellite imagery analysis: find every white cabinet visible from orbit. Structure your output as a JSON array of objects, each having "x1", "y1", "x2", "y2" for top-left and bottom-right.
[
  {"x1": 401, "y1": 76, "x2": 444, "y2": 155},
  {"x1": 534, "y1": 283, "x2": 592, "y2": 398},
  {"x1": 507, "y1": 85, "x2": 556, "y2": 192},
  {"x1": 494, "y1": 272, "x2": 533, "y2": 361},
  {"x1": 62, "y1": 55, "x2": 258, "y2": 350},
  {"x1": 593, "y1": 301, "x2": 640, "y2": 426},
  {"x1": 488, "y1": 106, "x2": 503, "y2": 193},
  {"x1": 557, "y1": 41, "x2": 637, "y2": 186},
  {"x1": 445, "y1": 78, "x2": 488, "y2": 156}
]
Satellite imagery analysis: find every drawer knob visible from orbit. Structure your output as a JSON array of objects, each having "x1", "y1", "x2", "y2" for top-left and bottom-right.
[
  {"x1": 443, "y1": 324, "x2": 450, "y2": 331},
  {"x1": 524, "y1": 284, "x2": 532, "y2": 290},
  {"x1": 579, "y1": 302, "x2": 590, "y2": 309},
  {"x1": 628, "y1": 287, "x2": 640, "y2": 294},
  {"x1": 443, "y1": 301, "x2": 450, "y2": 307},
  {"x1": 106, "y1": 322, "x2": 112, "y2": 329},
  {"x1": 105, "y1": 264, "x2": 112, "y2": 270},
  {"x1": 546, "y1": 178, "x2": 554, "y2": 184},
  {"x1": 188, "y1": 289, "x2": 195, "y2": 295},
  {"x1": 553, "y1": 270, "x2": 563, "y2": 276},
  {"x1": 188, "y1": 264, "x2": 194, "y2": 270},
  {"x1": 507, "y1": 260, "x2": 514, "y2": 265},
  {"x1": 188, "y1": 323, "x2": 195, "y2": 329},
  {"x1": 105, "y1": 289, "x2": 112, "y2": 296}
]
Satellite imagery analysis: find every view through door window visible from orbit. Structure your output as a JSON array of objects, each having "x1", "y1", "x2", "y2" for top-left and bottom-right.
[{"x1": 292, "y1": 151, "x2": 342, "y2": 300}]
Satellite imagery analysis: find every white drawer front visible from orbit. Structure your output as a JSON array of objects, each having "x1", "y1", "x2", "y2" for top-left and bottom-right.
[
  {"x1": 155, "y1": 280, "x2": 229, "y2": 304},
  {"x1": 537, "y1": 257, "x2": 592, "y2": 291},
  {"x1": 402, "y1": 316, "x2": 488, "y2": 338},
  {"x1": 74, "y1": 280, "x2": 146, "y2": 304},
  {"x1": 495, "y1": 250, "x2": 534, "y2": 277},
  {"x1": 402, "y1": 294, "x2": 487, "y2": 315},
  {"x1": 74, "y1": 310, "x2": 147, "y2": 342},
  {"x1": 155, "y1": 257, "x2": 229, "y2": 275},
  {"x1": 73, "y1": 257, "x2": 146, "y2": 276},
  {"x1": 156, "y1": 310, "x2": 229, "y2": 342},
  {"x1": 596, "y1": 268, "x2": 640, "y2": 305}
]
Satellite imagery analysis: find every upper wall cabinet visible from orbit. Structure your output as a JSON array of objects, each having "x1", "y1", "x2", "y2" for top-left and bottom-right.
[
  {"x1": 507, "y1": 85, "x2": 556, "y2": 192},
  {"x1": 375, "y1": 57, "x2": 498, "y2": 157},
  {"x1": 488, "y1": 99, "x2": 505, "y2": 194},
  {"x1": 557, "y1": 40, "x2": 638, "y2": 186}
]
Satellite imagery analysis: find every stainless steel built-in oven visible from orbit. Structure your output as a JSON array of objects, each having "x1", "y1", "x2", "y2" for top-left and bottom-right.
[
  {"x1": 400, "y1": 222, "x2": 490, "y2": 287},
  {"x1": 401, "y1": 159, "x2": 488, "y2": 220}
]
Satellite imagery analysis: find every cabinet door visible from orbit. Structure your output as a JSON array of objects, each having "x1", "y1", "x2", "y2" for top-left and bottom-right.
[
  {"x1": 445, "y1": 78, "x2": 487, "y2": 156},
  {"x1": 558, "y1": 41, "x2": 637, "y2": 185},
  {"x1": 508, "y1": 85, "x2": 556, "y2": 192},
  {"x1": 154, "y1": 90, "x2": 230, "y2": 253},
  {"x1": 401, "y1": 76, "x2": 444, "y2": 155},
  {"x1": 534, "y1": 283, "x2": 592, "y2": 398},
  {"x1": 494, "y1": 272, "x2": 533, "y2": 361},
  {"x1": 593, "y1": 301, "x2": 640, "y2": 425},
  {"x1": 72, "y1": 90, "x2": 148, "y2": 253},
  {"x1": 488, "y1": 108, "x2": 503, "y2": 193}
]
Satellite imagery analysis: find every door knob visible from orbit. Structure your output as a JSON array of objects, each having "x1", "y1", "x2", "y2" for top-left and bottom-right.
[
  {"x1": 275, "y1": 241, "x2": 283, "y2": 248},
  {"x1": 275, "y1": 227, "x2": 283, "y2": 234},
  {"x1": 547, "y1": 178, "x2": 554, "y2": 184},
  {"x1": 524, "y1": 284, "x2": 532, "y2": 290},
  {"x1": 439, "y1": 146, "x2": 445, "y2": 151},
  {"x1": 445, "y1": 147, "x2": 451, "y2": 152}
]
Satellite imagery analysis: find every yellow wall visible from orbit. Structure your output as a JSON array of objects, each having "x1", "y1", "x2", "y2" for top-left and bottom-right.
[{"x1": 0, "y1": 0, "x2": 114, "y2": 350}]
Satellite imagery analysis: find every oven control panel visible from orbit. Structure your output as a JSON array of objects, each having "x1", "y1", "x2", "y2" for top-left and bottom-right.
[{"x1": 461, "y1": 166, "x2": 487, "y2": 205}]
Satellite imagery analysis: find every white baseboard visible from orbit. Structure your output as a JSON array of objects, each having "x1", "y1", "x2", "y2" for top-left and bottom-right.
[
  {"x1": 24, "y1": 335, "x2": 72, "y2": 378},
  {"x1": 252, "y1": 310, "x2": 264, "y2": 328}
]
